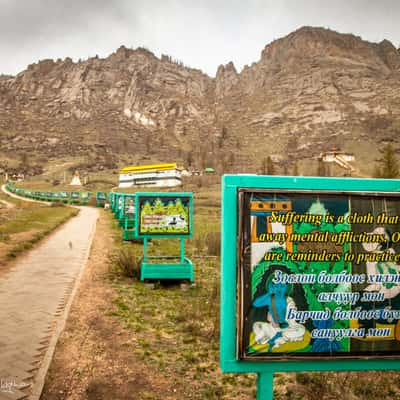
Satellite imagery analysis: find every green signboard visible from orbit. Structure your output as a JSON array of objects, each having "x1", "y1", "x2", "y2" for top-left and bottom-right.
[
  {"x1": 135, "y1": 193, "x2": 193, "y2": 238},
  {"x1": 221, "y1": 175, "x2": 400, "y2": 399},
  {"x1": 134, "y1": 192, "x2": 194, "y2": 282}
]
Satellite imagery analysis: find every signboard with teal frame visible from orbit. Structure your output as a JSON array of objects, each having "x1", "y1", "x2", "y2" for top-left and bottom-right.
[
  {"x1": 221, "y1": 175, "x2": 400, "y2": 399},
  {"x1": 135, "y1": 193, "x2": 193, "y2": 239},
  {"x1": 135, "y1": 192, "x2": 194, "y2": 282}
]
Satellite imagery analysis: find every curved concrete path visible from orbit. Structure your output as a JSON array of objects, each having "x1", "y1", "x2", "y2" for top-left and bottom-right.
[
  {"x1": 0, "y1": 199, "x2": 14, "y2": 209},
  {"x1": 0, "y1": 206, "x2": 98, "y2": 399},
  {"x1": 1, "y1": 185, "x2": 49, "y2": 205}
]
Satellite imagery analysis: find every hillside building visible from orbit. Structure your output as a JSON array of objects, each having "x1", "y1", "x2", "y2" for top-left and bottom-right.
[
  {"x1": 118, "y1": 163, "x2": 182, "y2": 188},
  {"x1": 69, "y1": 171, "x2": 82, "y2": 186},
  {"x1": 320, "y1": 148, "x2": 355, "y2": 172}
]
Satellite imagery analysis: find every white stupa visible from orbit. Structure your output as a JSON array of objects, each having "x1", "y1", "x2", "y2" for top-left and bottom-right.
[{"x1": 69, "y1": 171, "x2": 82, "y2": 186}]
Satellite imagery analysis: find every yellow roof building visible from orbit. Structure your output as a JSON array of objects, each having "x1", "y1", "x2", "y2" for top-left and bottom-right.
[
  {"x1": 119, "y1": 163, "x2": 177, "y2": 175},
  {"x1": 118, "y1": 163, "x2": 181, "y2": 188}
]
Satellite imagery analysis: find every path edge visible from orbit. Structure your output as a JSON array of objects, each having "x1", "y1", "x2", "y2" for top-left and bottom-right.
[
  {"x1": 29, "y1": 210, "x2": 99, "y2": 400},
  {"x1": 1, "y1": 184, "x2": 50, "y2": 205}
]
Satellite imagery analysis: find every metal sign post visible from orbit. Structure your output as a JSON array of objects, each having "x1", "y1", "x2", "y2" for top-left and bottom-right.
[
  {"x1": 257, "y1": 373, "x2": 273, "y2": 400},
  {"x1": 121, "y1": 194, "x2": 136, "y2": 240}
]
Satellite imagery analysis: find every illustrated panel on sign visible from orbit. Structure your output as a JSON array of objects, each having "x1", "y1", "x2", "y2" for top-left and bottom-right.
[
  {"x1": 138, "y1": 196, "x2": 191, "y2": 236},
  {"x1": 238, "y1": 190, "x2": 400, "y2": 360}
]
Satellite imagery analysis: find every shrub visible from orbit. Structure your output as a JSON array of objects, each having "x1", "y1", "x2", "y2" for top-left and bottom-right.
[
  {"x1": 109, "y1": 247, "x2": 141, "y2": 279},
  {"x1": 205, "y1": 232, "x2": 221, "y2": 256},
  {"x1": 50, "y1": 201, "x2": 65, "y2": 207},
  {"x1": 0, "y1": 233, "x2": 10, "y2": 242},
  {"x1": 191, "y1": 235, "x2": 204, "y2": 253}
]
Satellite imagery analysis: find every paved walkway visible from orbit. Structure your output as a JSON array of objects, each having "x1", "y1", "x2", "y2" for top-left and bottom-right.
[
  {"x1": 0, "y1": 199, "x2": 14, "y2": 209},
  {"x1": 1, "y1": 185, "x2": 48, "y2": 205},
  {"x1": 0, "y1": 206, "x2": 98, "y2": 399}
]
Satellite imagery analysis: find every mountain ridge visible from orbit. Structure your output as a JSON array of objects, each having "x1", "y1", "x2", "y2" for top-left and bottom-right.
[{"x1": 1, "y1": 26, "x2": 400, "y2": 177}]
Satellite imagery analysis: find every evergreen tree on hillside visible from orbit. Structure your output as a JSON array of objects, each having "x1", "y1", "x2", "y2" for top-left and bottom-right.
[
  {"x1": 374, "y1": 144, "x2": 399, "y2": 178},
  {"x1": 266, "y1": 156, "x2": 275, "y2": 175},
  {"x1": 260, "y1": 156, "x2": 275, "y2": 175},
  {"x1": 317, "y1": 159, "x2": 327, "y2": 176},
  {"x1": 293, "y1": 162, "x2": 299, "y2": 176},
  {"x1": 260, "y1": 158, "x2": 267, "y2": 175}
]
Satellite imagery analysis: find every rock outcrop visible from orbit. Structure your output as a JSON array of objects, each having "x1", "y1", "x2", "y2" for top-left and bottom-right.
[{"x1": 1, "y1": 26, "x2": 400, "y2": 176}]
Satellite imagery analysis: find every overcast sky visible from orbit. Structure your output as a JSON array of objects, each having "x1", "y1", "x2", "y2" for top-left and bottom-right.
[{"x1": 1, "y1": 0, "x2": 399, "y2": 77}]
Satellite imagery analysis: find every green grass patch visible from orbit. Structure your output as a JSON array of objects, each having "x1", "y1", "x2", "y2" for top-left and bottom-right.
[
  {"x1": 0, "y1": 203, "x2": 78, "y2": 258},
  {"x1": 1, "y1": 206, "x2": 77, "y2": 236},
  {"x1": 105, "y1": 185, "x2": 400, "y2": 399},
  {"x1": 106, "y1": 192, "x2": 256, "y2": 399}
]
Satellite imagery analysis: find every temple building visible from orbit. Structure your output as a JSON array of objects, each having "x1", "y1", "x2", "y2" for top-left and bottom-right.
[{"x1": 118, "y1": 163, "x2": 182, "y2": 188}]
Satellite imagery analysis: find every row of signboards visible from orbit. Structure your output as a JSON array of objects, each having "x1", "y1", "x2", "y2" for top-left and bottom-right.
[
  {"x1": 110, "y1": 192, "x2": 194, "y2": 283},
  {"x1": 7, "y1": 177, "x2": 400, "y2": 375},
  {"x1": 5, "y1": 183, "x2": 91, "y2": 203},
  {"x1": 110, "y1": 192, "x2": 193, "y2": 239}
]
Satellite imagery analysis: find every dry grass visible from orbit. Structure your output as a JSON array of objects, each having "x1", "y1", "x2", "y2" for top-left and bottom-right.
[
  {"x1": 205, "y1": 231, "x2": 221, "y2": 256},
  {"x1": 10, "y1": 180, "x2": 400, "y2": 398},
  {"x1": 106, "y1": 186, "x2": 400, "y2": 399},
  {"x1": 108, "y1": 246, "x2": 141, "y2": 279},
  {"x1": 0, "y1": 187, "x2": 78, "y2": 263}
]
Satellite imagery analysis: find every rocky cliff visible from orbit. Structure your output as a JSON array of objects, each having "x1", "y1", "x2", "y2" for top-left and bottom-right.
[{"x1": 1, "y1": 26, "x2": 400, "y2": 177}]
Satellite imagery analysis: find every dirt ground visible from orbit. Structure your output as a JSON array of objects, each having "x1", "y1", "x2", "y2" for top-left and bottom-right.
[
  {"x1": 0, "y1": 195, "x2": 78, "y2": 272},
  {"x1": 41, "y1": 210, "x2": 180, "y2": 400},
  {"x1": 34, "y1": 204, "x2": 400, "y2": 400},
  {"x1": 0, "y1": 230, "x2": 37, "y2": 270}
]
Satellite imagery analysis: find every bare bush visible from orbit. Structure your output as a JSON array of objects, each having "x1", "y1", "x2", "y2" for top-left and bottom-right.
[
  {"x1": 109, "y1": 247, "x2": 141, "y2": 279},
  {"x1": 205, "y1": 232, "x2": 221, "y2": 256}
]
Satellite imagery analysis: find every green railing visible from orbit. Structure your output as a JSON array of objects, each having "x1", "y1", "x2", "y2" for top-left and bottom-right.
[
  {"x1": 4, "y1": 182, "x2": 139, "y2": 242},
  {"x1": 4, "y1": 181, "x2": 95, "y2": 205}
]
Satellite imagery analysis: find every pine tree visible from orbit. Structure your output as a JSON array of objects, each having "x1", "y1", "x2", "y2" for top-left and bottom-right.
[
  {"x1": 293, "y1": 162, "x2": 299, "y2": 176},
  {"x1": 260, "y1": 158, "x2": 267, "y2": 175},
  {"x1": 317, "y1": 159, "x2": 327, "y2": 176},
  {"x1": 374, "y1": 144, "x2": 399, "y2": 178},
  {"x1": 186, "y1": 151, "x2": 193, "y2": 167},
  {"x1": 142, "y1": 201, "x2": 153, "y2": 215},
  {"x1": 266, "y1": 156, "x2": 275, "y2": 175},
  {"x1": 283, "y1": 163, "x2": 288, "y2": 176},
  {"x1": 153, "y1": 199, "x2": 165, "y2": 214},
  {"x1": 260, "y1": 157, "x2": 275, "y2": 175}
]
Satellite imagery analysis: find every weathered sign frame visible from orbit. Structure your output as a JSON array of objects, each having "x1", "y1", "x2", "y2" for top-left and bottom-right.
[
  {"x1": 221, "y1": 175, "x2": 400, "y2": 399},
  {"x1": 134, "y1": 192, "x2": 193, "y2": 239},
  {"x1": 134, "y1": 192, "x2": 194, "y2": 282}
]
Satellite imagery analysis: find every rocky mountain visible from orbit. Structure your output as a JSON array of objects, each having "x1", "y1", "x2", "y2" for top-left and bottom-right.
[{"x1": 1, "y1": 26, "x2": 400, "y2": 177}]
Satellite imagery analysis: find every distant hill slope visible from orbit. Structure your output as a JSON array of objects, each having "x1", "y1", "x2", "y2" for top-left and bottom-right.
[{"x1": 1, "y1": 26, "x2": 400, "y2": 177}]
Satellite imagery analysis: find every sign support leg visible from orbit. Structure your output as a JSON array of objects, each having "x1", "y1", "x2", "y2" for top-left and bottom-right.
[
  {"x1": 257, "y1": 373, "x2": 273, "y2": 400},
  {"x1": 180, "y1": 238, "x2": 185, "y2": 262},
  {"x1": 121, "y1": 195, "x2": 125, "y2": 219},
  {"x1": 143, "y1": 238, "x2": 148, "y2": 262}
]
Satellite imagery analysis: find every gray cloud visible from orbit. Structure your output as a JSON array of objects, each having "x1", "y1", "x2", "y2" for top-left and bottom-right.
[
  {"x1": 0, "y1": 1, "x2": 121, "y2": 41},
  {"x1": 0, "y1": 0, "x2": 399, "y2": 77}
]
